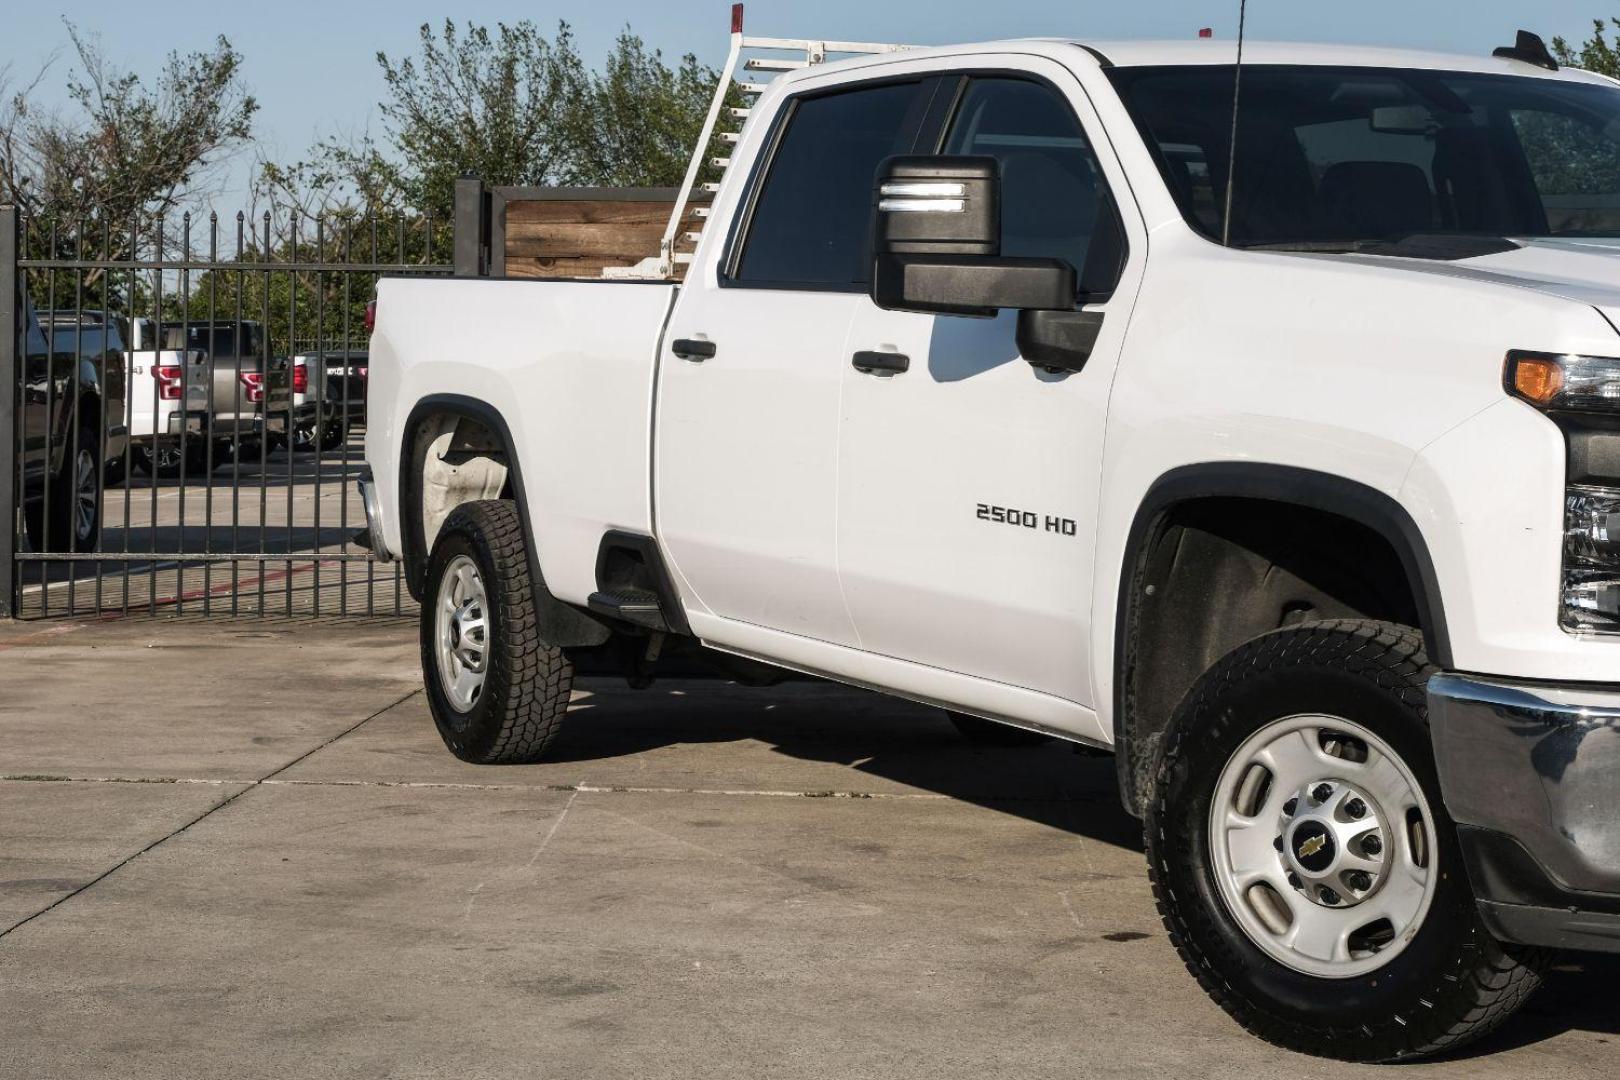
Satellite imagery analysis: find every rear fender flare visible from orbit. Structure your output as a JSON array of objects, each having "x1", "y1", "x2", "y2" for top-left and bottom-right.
[{"x1": 400, "y1": 394, "x2": 609, "y2": 647}]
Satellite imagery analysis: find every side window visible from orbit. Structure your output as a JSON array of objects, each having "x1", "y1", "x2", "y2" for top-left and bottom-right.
[
  {"x1": 1511, "y1": 109, "x2": 1620, "y2": 234},
  {"x1": 943, "y1": 77, "x2": 1125, "y2": 297},
  {"x1": 736, "y1": 81, "x2": 923, "y2": 287},
  {"x1": 24, "y1": 307, "x2": 47, "y2": 360}
]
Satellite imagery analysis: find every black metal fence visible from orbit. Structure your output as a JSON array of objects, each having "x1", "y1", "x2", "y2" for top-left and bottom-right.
[{"x1": 0, "y1": 201, "x2": 455, "y2": 620}]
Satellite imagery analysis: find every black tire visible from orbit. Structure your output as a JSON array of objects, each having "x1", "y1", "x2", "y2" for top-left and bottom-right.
[
  {"x1": 1147, "y1": 619, "x2": 1546, "y2": 1062},
  {"x1": 24, "y1": 423, "x2": 100, "y2": 552},
  {"x1": 133, "y1": 443, "x2": 181, "y2": 479},
  {"x1": 420, "y1": 499, "x2": 574, "y2": 764},
  {"x1": 134, "y1": 442, "x2": 215, "y2": 479},
  {"x1": 318, "y1": 416, "x2": 348, "y2": 452},
  {"x1": 946, "y1": 711, "x2": 1052, "y2": 746}
]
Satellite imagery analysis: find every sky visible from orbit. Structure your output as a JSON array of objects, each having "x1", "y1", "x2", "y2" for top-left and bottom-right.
[{"x1": 3, "y1": 0, "x2": 1612, "y2": 209}]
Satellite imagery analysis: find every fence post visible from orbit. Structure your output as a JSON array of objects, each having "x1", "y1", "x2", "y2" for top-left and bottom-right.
[
  {"x1": 453, "y1": 175, "x2": 488, "y2": 277},
  {"x1": 0, "y1": 205, "x2": 17, "y2": 617}
]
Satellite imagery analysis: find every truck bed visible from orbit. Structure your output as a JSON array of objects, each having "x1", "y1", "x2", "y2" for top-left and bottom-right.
[{"x1": 365, "y1": 276, "x2": 678, "y2": 605}]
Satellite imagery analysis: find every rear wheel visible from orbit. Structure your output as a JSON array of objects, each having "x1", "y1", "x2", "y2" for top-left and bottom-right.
[
  {"x1": 318, "y1": 416, "x2": 348, "y2": 452},
  {"x1": 1147, "y1": 620, "x2": 1546, "y2": 1061},
  {"x1": 420, "y1": 500, "x2": 574, "y2": 764}
]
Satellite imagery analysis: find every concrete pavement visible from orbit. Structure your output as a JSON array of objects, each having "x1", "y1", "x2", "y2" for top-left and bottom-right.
[{"x1": 1, "y1": 617, "x2": 1616, "y2": 1078}]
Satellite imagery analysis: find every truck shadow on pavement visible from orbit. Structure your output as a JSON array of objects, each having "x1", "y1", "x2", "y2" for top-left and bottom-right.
[
  {"x1": 1446, "y1": 953, "x2": 1620, "y2": 1056},
  {"x1": 553, "y1": 679, "x2": 1620, "y2": 1054},
  {"x1": 557, "y1": 679, "x2": 1143, "y2": 851}
]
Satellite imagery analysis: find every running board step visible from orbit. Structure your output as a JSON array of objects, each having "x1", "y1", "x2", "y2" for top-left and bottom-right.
[{"x1": 588, "y1": 587, "x2": 669, "y2": 631}]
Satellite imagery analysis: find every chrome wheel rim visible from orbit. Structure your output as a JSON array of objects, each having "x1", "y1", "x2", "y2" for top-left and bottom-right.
[
  {"x1": 1208, "y1": 714, "x2": 1439, "y2": 978},
  {"x1": 434, "y1": 555, "x2": 488, "y2": 712},
  {"x1": 73, "y1": 447, "x2": 97, "y2": 544}
]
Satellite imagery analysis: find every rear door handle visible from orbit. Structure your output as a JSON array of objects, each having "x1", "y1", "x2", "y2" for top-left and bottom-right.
[
  {"x1": 672, "y1": 338, "x2": 717, "y2": 362},
  {"x1": 852, "y1": 350, "x2": 910, "y2": 376}
]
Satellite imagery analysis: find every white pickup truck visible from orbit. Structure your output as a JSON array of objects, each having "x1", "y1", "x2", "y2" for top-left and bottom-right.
[{"x1": 362, "y1": 24, "x2": 1620, "y2": 1061}]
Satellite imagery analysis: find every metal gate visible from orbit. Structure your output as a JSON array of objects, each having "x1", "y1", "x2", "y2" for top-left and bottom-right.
[{"x1": 0, "y1": 202, "x2": 453, "y2": 620}]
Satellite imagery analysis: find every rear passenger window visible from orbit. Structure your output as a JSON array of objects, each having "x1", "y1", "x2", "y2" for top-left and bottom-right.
[
  {"x1": 736, "y1": 81, "x2": 922, "y2": 287},
  {"x1": 943, "y1": 78, "x2": 1125, "y2": 298}
]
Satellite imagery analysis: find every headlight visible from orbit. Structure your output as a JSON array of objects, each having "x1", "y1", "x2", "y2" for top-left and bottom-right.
[
  {"x1": 1505, "y1": 351, "x2": 1620, "y2": 633},
  {"x1": 1506, "y1": 351, "x2": 1620, "y2": 412},
  {"x1": 1564, "y1": 486, "x2": 1620, "y2": 633}
]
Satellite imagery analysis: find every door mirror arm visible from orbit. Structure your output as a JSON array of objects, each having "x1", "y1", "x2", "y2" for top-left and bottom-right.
[{"x1": 1016, "y1": 307, "x2": 1104, "y2": 375}]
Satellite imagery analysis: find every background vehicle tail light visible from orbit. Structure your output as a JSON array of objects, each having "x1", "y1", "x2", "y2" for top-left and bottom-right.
[
  {"x1": 291, "y1": 362, "x2": 309, "y2": 395},
  {"x1": 364, "y1": 300, "x2": 377, "y2": 334},
  {"x1": 153, "y1": 365, "x2": 183, "y2": 401},
  {"x1": 240, "y1": 370, "x2": 265, "y2": 403}
]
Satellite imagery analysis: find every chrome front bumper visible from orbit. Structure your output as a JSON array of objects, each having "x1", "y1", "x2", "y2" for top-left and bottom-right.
[{"x1": 1429, "y1": 673, "x2": 1620, "y2": 952}]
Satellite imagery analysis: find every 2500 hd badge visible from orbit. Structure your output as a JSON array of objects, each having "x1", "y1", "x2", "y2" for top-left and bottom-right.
[{"x1": 975, "y1": 503, "x2": 1078, "y2": 536}]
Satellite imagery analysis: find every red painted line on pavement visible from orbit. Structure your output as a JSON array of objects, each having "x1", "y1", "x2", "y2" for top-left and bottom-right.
[{"x1": 150, "y1": 558, "x2": 336, "y2": 609}]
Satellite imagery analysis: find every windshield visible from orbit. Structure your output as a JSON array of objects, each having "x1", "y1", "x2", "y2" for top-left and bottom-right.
[
  {"x1": 1107, "y1": 65, "x2": 1620, "y2": 250},
  {"x1": 162, "y1": 323, "x2": 264, "y2": 357}
]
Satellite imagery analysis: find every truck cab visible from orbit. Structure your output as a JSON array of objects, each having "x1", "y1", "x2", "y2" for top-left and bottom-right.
[{"x1": 362, "y1": 22, "x2": 1620, "y2": 1061}]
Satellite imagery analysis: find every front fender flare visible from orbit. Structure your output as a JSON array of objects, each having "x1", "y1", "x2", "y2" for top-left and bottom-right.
[{"x1": 1111, "y1": 462, "x2": 1451, "y2": 814}]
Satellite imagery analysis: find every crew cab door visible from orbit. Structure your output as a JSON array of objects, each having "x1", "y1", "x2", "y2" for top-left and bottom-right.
[
  {"x1": 836, "y1": 67, "x2": 1143, "y2": 715},
  {"x1": 656, "y1": 77, "x2": 940, "y2": 649}
]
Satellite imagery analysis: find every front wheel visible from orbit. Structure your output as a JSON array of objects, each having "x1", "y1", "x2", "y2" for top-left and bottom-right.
[
  {"x1": 420, "y1": 500, "x2": 574, "y2": 764},
  {"x1": 24, "y1": 424, "x2": 100, "y2": 552},
  {"x1": 1147, "y1": 620, "x2": 1546, "y2": 1062}
]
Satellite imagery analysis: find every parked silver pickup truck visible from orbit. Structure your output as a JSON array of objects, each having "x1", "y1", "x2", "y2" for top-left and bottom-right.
[{"x1": 152, "y1": 321, "x2": 290, "y2": 473}]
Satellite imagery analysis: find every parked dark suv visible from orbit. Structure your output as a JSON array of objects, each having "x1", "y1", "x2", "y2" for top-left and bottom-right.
[{"x1": 21, "y1": 299, "x2": 127, "y2": 551}]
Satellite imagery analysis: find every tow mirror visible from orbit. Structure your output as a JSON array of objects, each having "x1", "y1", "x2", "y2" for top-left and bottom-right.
[{"x1": 871, "y1": 155, "x2": 1076, "y2": 318}]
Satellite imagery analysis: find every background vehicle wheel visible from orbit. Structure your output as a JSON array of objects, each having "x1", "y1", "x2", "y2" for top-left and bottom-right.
[
  {"x1": 133, "y1": 444, "x2": 181, "y2": 479},
  {"x1": 24, "y1": 424, "x2": 100, "y2": 552},
  {"x1": 1146, "y1": 619, "x2": 1546, "y2": 1062},
  {"x1": 946, "y1": 711, "x2": 1052, "y2": 746},
  {"x1": 318, "y1": 416, "x2": 348, "y2": 452},
  {"x1": 420, "y1": 499, "x2": 574, "y2": 764}
]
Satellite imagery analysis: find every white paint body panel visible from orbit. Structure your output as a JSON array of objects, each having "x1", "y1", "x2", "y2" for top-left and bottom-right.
[
  {"x1": 367, "y1": 38, "x2": 1620, "y2": 751},
  {"x1": 365, "y1": 278, "x2": 676, "y2": 606}
]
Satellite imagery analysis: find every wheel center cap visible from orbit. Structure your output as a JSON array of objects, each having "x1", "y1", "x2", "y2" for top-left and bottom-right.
[{"x1": 1290, "y1": 820, "x2": 1337, "y2": 873}]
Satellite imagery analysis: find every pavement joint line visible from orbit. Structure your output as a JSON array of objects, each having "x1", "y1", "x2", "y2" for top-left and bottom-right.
[
  {"x1": 0, "y1": 687, "x2": 423, "y2": 943},
  {"x1": 0, "y1": 773, "x2": 1119, "y2": 803}
]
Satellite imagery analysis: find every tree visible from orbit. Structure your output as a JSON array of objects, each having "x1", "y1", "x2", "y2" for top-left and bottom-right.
[
  {"x1": 1553, "y1": 19, "x2": 1620, "y2": 77},
  {"x1": 1, "y1": 25, "x2": 256, "y2": 242},
  {"x1": 566, "y1": 30, "x2": 736, "y2": 187},
  {"x1": 269, "y1": 20, "x2": 732, "y2": 223},
  {"x1": 371, "y1": 20, "x2": 587, "y2": 218}
]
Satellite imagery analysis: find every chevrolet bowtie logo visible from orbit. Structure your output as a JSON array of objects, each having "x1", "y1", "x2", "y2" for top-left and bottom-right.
[{"x1": 1297, "y1": 834, "x2": 1328, "y2": 859}]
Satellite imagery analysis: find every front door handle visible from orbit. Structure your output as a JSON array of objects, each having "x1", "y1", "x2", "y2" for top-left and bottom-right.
[
  {"x1": 852, "y1": 350, "x2": 910, "y2": 376},
  {"x1": 672, "y1": 338, "x2": 717, "y2": 362}
]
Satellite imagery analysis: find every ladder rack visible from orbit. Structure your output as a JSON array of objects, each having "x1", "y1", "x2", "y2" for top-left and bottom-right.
[{"x1": 657, "y1": 4, "x2": 910, "y2": 278}]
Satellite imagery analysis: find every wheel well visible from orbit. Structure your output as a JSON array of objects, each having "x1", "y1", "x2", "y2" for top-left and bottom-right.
[
  {"x1": 403, "y1": 409, "x2": 512, "y2": 590},
  {"x1": 1116, "y1": 495, "x2": 1430, "y2": 817},
  {"x1": 399, "y1": 396, "x2": 610, "y2": 649}
]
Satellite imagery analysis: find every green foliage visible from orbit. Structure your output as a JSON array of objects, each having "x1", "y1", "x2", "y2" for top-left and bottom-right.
[
  {"x1": 566, "y1": 29, "x2": 741, "y2": 187},
  {"x1": 262, "y1": 20, "x2": 732, "y2": 221},
  {"x1": 373, "y1": 20, "x2": 585, "y2": 217},
  {"x1": 2, "y1": 26, "x2": 256, "y2": 249},
  {"x1": 1553, "y1": 19, "x2": 1620, "y2": 78}
]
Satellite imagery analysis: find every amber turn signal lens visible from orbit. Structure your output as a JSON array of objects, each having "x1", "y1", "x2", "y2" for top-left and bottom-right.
[{"x1": 1510, "y1": 355, "x2": 1565, "y2": 406}]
